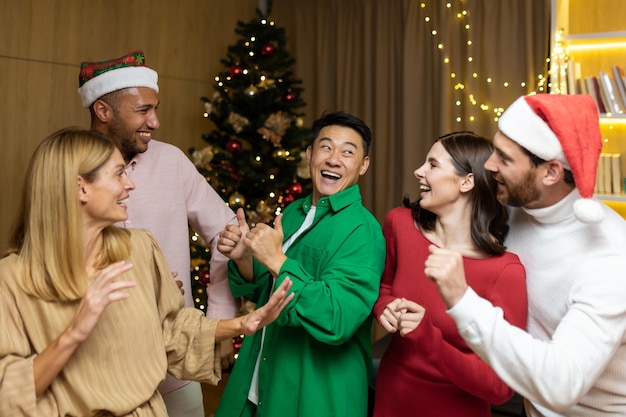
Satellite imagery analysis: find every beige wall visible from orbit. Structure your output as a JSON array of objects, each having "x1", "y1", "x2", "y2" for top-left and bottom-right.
[{"x1": 0, "y1": 0, "x2": 258, "y2": 253}]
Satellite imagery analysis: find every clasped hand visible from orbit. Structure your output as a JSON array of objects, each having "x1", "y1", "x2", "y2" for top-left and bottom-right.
[{"x1": 379, "y1": 298, "x2": 425, "y2": 337}]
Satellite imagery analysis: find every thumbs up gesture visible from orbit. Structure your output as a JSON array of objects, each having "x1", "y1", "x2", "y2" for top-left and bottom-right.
[
  {"x1": 217, "y1": 207, "x2": 251, "y2": 261},
  {"x1": 245, "y1": 213, "x2": 288, "y2": 277}
]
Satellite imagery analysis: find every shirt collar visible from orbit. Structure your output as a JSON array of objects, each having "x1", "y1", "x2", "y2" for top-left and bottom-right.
[{"x1": 302, "y1": 183, "x2": 362, "y2": 213}]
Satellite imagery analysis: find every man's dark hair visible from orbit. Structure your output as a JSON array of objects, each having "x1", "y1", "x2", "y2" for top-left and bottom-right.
[
  {"x1": 521, "y1": 146, "x2": 575, "y2": 185},
  {"x1": 311, "y1": 111, "x2": 372, "y2": 156}
]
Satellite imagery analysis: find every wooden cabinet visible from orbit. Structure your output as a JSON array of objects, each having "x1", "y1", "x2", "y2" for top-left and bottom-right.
[{"x1": 551, "y1": 0, "x2": 626, "y2": 202}]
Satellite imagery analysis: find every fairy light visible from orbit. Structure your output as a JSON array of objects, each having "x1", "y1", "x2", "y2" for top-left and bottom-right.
[
  {"x1": 549, "y1": 29, "x2": 568, "y2": 94},
  {"x1": 420, "y1": 0, "x2": 546, "y2": 125}
]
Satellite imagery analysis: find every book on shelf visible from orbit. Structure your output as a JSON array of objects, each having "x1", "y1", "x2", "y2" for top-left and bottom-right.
[
  {"x1": 564, "y1": 63, "x2": 626, "y2": 115},
  {"x1": 601, "y1": 153, "x2": 612, "y2": 194},
  {"x1": 566, "y1": 60, "x2": 581, "y2": 94},
  {"x1": 611, "y1": 65, "x2": 626, "y2": 108},
  {"x1": 611, "y1": 154, "x2": 623, "y2": 195},
  {"x1": 598, "y1": 71, "x2": 625, "y2": 114},
  {"x1": 585, "y1": 76, "x2": 607, "y2": 113},
  {"x1": 597, "y1": 153, "x2": 625, "y2": 195}
]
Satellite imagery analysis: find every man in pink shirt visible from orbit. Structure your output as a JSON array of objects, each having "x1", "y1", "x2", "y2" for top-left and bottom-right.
[{"x1": 77, "y1": 50, "x2": 238, "y2": 417}]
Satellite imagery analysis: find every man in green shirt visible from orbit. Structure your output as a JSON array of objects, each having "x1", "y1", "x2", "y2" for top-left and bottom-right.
[{"x1": 215, "y1": 111, "x2": 385, "y2": 417}]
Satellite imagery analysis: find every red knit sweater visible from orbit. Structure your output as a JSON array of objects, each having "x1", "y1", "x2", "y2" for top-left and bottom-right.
[{"x1": 372, "y1": 207, "x2": 528, "y2": 417}]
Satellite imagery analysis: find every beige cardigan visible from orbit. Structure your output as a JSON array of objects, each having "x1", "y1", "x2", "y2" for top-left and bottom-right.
[{"x1": 0, "y1": 229, "x2": 221, "y2": 416}]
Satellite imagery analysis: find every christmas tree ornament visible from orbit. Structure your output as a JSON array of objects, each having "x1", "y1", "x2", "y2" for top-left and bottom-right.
[
  {"x1": 229, "y1": 65, "x2": 244, "y2": 77},
  {"x1": 283, "y1": 193, "x2": 295, "y2": 204},
  {"x1": 226, "y1": 112, "x2": 250, "y2": 133},
  {"x1": 289, "y1": 182, "x2": 303, "y2": 196},
  {"x1": 192, "y1": 146, "x2": 214, "y2": 166},
  {"x1": 226, "y1": 139, "x2": 242, "y2": 153},
  {"x1": 272, "y1": 148, "x2": 287, "y2": 158},
  {"x1": 229, "y1": 192, "x2": 246, "y2": 208},
  {"x1": 203, "y1": 101, "x2": 213, "y2": 117},
  {"x1": 283, "y1": 91, "x2": 296, "y2": 101},
  {"x1": 258, "y1": 111, "x2": 292, "y2": 146},
  {"x1": 257, "y1": 77, "x2": 276, "y2": 89},
  {"x1": 261, "y1": 43, "x2": 275, "y2": 56},
  {"x1": 296, "y1": 151, "x2": 311, "y2": 179},
  {"x1": 199, "y1": 270, "x2": 211, "y2": 285}
]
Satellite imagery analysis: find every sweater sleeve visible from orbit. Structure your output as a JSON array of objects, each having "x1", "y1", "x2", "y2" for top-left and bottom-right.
[
  {"x1": 448, "y1": 252, "x2": 626, "y2": 412},
  {"x1": 373, "y1": 210, "x2": 399, "y2": 321},
  {"x1": 0, "y1": 285, "x2": 59, "y2": 416},
  {"x1": 147, "y1": 231, "x2": 222, "y2": 385},
  {"x1": 179, "y1": 146, "x2": 238, "y2": 320}
]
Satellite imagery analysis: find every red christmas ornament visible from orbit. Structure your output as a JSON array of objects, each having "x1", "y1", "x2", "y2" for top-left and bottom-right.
[
  {"x1": 283, "y1": 91, "x2": 296, "y2": 101},
  {"x1": 199, "y1": 270, "x2": 211, "y2": 285},
  {"x1": 229, "y1": 65, "x2": 243, "y2": 77},
  {"x1": 226, "y1": 139, "x2": 242, "y2": 153},
  {"x1": 261, "y1": 43, "x2": 275, "y2": 56},
  {"x1": 288, "y1": 182, "x2": 303, "y2": 196},
  {"x1": 283, "y1": 193, "x2": 295, "y2": 204}
]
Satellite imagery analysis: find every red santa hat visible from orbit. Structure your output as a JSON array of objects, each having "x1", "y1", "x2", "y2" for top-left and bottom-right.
[
  {"x1": 498, "y1": 94, "x2": 604, "y2": 223},
  {"x1": 77, "y1": 50, "x2": 159, "y2": 108}
]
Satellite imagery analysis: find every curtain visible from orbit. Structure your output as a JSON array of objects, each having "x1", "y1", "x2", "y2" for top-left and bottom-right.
[{"x1": 272, "y1": 0, "x2": 550, "y2": 222}]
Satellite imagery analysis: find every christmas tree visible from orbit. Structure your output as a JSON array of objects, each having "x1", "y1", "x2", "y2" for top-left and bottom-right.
[{"x1": 189, "y1": 2, "x2": 312, "y2": 311}]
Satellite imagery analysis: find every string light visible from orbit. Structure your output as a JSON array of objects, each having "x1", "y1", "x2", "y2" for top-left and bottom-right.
[{"x1": 421, "y1": 0, "x2": 546, "y2": 124}]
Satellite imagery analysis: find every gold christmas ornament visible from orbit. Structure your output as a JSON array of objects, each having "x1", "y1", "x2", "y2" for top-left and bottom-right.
[
  {"x1": 244, "y1": 85, "x2": 258, "y2": 96},
  {"x1": 192, "y1": 146, "x2": 214, "y2": 167},
  {"x1": 228, "y1": 192, "x2": 246, "y2": 208},
  {"x1": 296, "y1": 151, "x2": 311, "y2": 179},
  {"x1": 226, "y1": 112, "x2": 250, "y2": 133},
  {"x1": 257, "y1": 111, "x2": 292, "y2": 147}
]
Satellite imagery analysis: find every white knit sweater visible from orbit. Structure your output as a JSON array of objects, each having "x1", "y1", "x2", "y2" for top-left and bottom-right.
[{"x1": 449, "y1": 190, "x2": 626, "y2": 416}]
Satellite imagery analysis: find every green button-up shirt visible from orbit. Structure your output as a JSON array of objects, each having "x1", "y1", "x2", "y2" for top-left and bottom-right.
[{"x1": 216, "y1": 184, "x2": 385, "y2": 417}]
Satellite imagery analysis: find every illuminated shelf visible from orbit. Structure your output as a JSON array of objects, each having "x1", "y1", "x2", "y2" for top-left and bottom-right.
[
  {"x1": 597, "y1": 194, "x2": 626, "y2": 202},
  {"x1": 564, "y1": 31, "x2": 626, "y2": 43}
]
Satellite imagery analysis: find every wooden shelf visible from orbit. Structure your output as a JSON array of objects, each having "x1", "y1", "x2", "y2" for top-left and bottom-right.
[
  {"x1": 597, "y1": 194, "x2": 626, "y2": 202},
  {"x1": 552, "y1": 0, "x2": 626, "y2": 215}
]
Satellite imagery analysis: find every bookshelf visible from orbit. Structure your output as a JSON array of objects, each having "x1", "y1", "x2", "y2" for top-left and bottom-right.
[{"x1": 551, "y1": 0, "x2": 626, "y2": 204}]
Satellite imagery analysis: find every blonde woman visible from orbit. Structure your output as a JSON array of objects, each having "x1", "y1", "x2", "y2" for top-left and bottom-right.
[{"x1": 0, "y1": 127, "x2": 293, "y2": 416}]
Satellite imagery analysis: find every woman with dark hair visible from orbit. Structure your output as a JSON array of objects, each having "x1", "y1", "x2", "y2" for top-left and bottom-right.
[{"x1": 372, "y1": 131, "x2": 527, "y2": 417}]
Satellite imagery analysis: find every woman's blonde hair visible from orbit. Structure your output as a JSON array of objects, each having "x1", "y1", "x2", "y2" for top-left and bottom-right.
[{"x1": 8, "y1": 127, "x2": 131, "y2": 301}]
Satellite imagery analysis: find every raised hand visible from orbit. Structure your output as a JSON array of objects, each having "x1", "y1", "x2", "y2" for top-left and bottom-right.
[
  {"x1": 240, "y1": 277, "x2": 294, "y2": 335},
  {"x1": 424, "y1": 244, "x2": 469, "y2": 308},
  {"x1": 218, "y1": 207, "x2": 250, "y2": 261},
  {"x1": 65, "y1": 261, "x2": 136, "y2": 344},
  {"x1": 33, "y1": 260, "x2": 137, "y2": 396},
  {"x1": 243, "y1": 213, "x2": 287, "y2": 276}
]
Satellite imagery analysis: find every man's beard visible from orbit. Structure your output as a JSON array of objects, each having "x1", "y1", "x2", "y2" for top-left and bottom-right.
[
  {"x1": 496, "y1": 170, "x2": 541, "y2": 208},
  {"x1": 108, "y1": 119, "x2": 146, "y2": 162}
]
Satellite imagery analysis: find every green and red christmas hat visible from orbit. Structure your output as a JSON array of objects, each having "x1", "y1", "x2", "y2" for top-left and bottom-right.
[
  {"x1": 77, "y1": 50, "x2": 158, "y2": 108},
  {"x1": 498, "y1": 93, "x2": 604, "y2": 223}
]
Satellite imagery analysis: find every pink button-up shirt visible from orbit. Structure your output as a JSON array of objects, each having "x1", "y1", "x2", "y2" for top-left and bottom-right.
[{"x1": 118, "y1": 139, "x2": 237, "y2": 393}]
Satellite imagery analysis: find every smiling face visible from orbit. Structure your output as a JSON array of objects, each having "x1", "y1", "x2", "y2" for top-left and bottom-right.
[
  {"x1": 484, "y1": 131, "x2": 542, "y2": 208},
  {"x1": 414, "y1": 141, "x2": 471, "y2": 215},
  {"x1": 306, "y1": 125, "x2": 370, "y2": 205},
  {"x1": 79, "y1": 148, "x2": 135, "y2": 229},
  {"x1": 100, "y1": 87, "x2": 160, "y2": 163}
]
